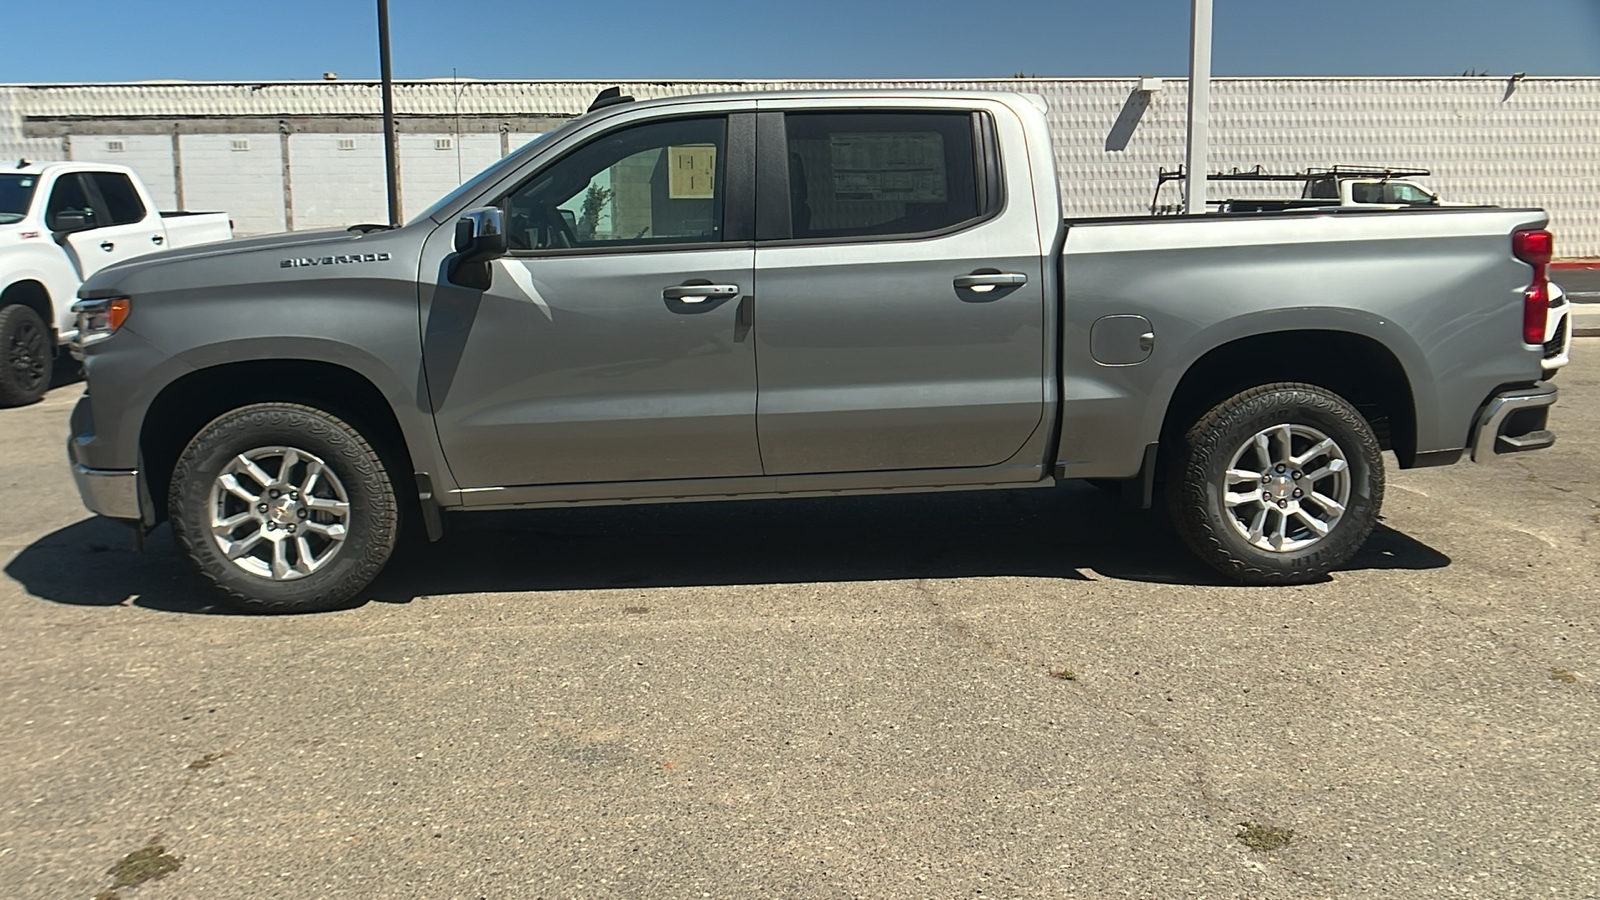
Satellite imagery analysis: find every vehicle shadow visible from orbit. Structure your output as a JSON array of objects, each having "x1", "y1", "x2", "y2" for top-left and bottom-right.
[{"x1": 7, "y1": 483, "x2": 1452, "y2": 614}]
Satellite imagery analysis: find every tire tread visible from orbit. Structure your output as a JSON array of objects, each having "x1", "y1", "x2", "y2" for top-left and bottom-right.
[
  {"x1": 1166, "y1": 382, "x2": 1384, "y2": 585},
  {"x1": 0, "y1": 303, "x2": 54, "y2": 407},
  {"x1": 168, "y1": 403, "x2": 397, "y2": 613}
]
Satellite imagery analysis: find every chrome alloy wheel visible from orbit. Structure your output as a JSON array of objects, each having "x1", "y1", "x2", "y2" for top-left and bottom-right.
[
  {"x1": 1221, "y1": 424, "x2": 1351, "y2": 553},
  {"x1": 208, "y1": 446, "x2": 351, "y2": 580}
]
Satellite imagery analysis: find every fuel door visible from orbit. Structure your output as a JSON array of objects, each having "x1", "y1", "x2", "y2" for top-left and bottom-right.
[{"x1": 1090, "y1": 315, "x2": 1155, "y2": 366}]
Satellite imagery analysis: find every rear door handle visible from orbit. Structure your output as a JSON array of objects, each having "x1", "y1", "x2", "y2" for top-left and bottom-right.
[
  {"x1": 151, "y1": 234, "x2": 164, "y2": 245},
  {"x1": 99, "y1": 241, "x2": 115, "y2": 252},
  {"x1": 954, "y1": 272, "x2": 1027, "y2": 292},
  {"x1": 663, "y1": 283, "x2": 740, "y2": 304}
]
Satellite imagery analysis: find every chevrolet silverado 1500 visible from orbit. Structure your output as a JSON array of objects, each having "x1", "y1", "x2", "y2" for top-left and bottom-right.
[{"x1": 66, "y1": 90, "x2": 1560, "y2": 612}]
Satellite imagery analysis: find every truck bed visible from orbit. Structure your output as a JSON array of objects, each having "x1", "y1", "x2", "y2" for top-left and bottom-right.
[
  {"x1": 158, "y1": 210, "x2": 232, "y2": 249},
  {"x1": 1054, "y1": 204, "x2": 1550, "y2": 479}
]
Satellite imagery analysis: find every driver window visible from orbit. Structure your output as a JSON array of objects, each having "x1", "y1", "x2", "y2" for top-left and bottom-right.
[
  {"x1": 46, "y1": 174, "x2": 98, "y2": 230},
  {"x1": 502, "y1": 116, "x2": 726, "y2": 252}
]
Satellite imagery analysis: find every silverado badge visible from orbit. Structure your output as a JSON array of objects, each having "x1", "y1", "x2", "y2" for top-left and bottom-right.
[{"x1": 280, "y1": 252, "x2": 392, "y2": 268}]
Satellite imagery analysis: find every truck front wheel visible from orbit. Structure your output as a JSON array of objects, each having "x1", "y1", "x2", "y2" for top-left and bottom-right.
[
  {"x1": 1166, "y1": 383, "x2": 1384, "y2": 584},
  {"x1": 168, "y1": 403, "x2": 398, "y2": 613},
  {"x1": 0, "y1": 303, "x2": 54, "y2": 407}
]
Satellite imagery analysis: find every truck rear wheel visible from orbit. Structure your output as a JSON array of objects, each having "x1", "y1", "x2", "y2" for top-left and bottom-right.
[
  {"x1": 0, "y1": 303, "x2": 54, "y2": 407},
  {"x1": 168, "y1": 403, "x2": 398, "y2": 613},
  {"x1": 1166, "y1": 383, "x2": 1383, "y2": 584}
]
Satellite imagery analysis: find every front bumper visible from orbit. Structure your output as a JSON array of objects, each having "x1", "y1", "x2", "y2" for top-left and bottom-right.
[
  {"x1": 1470, "y1": 383, "x2": 1558, "y2": 462},
  {"x1": 70, "y1": 460, "x2": 144, "y2": 521}
]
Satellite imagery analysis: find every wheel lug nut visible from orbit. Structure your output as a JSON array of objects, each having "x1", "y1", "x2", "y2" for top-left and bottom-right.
[
  {"x1": 1292, "y1": 470, "x2": 1302, "y2": 480},
  {"x1": 289, "y1": 491, "x2": 299, "y2": 500},
  {"x1": 1262, "y1": 473, "x2": 1272, "y2": 483},
  {"x1": 287, "y1": 524, "x2": 296, "y2": 534},
  {"x1": 269, "y1": 489, "x2": 280, "y2": 499},
  {"x1": 256, "y1": 503, "x2": 268, "y2": 513},
  {"x1": 266, "y1": 522, "x2": 276, "y2": 531},
  {"x1": 1275, "y1": 464, "x2": 1287, "y2": 474},
  {"x1": 297, "y1": 508, "x2": 308, "y2": 519},
  {"x1": 1277, "y1": 499, "x2": 1288, "y2": 509},
  {"x1": 1293, "y1": 489, "x2": 1304, "y2": 498}
]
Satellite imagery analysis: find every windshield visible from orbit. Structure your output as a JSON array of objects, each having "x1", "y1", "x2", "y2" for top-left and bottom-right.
[
  {"x1": 410, "y1": 131, "x2": 560, "y2": 225},
  {"x1": 0, "y1": 174, "x2": 39, "y2": 224}
]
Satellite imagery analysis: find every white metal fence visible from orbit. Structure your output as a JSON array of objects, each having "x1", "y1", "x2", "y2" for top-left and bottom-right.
[{"x1": 4, "y1": 77, "x2": 1597, "y2": 255}]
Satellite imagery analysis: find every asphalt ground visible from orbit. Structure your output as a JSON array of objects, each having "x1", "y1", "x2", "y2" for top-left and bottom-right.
[
  {"x1": 1555, "y1": 267, "x2": 1600, "y2": 301},
  {"x1": 2, "y1": 343, "x2": 1596, "y2": 899},
  {"x1": 1557, "y1": 268, "x2": 1600, "y2": 337}
]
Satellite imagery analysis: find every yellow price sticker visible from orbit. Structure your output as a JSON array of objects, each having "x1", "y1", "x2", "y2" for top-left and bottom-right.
[{"x1": 668, "y1": 145, "x2": 716, "y2": 199}]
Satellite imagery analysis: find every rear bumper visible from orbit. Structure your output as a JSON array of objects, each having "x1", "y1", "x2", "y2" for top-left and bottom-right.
[{"x1": 1470, "y1": 384, "x2": 1558, "y2": 462}]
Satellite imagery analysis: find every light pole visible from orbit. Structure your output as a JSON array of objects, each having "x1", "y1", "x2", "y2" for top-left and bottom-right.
[
  {"x1": 1184, "y1": 0, "x2": 1213, "y2": 214},
  {"x1": 377, "y1": 0, "x2": 402, "y2": 226}
]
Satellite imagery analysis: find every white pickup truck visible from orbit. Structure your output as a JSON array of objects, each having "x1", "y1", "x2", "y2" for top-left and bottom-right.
[{"x1": 1, "y1": 161, "x2": 232, "y2": 405}]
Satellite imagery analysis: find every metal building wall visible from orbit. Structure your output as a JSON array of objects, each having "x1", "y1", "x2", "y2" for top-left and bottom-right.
[{"x1": 3, "y1": 77, "x2": 1597, "y2": 255}]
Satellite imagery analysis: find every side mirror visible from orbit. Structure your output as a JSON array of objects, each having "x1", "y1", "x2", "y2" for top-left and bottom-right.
[
  {"x1": 453, "y1": 206, "x2": 507, "y2": 263},
  {"x1": 51, "y1": 210, "x2": 92, "y2": 233},
  {"x1": 448, "y1": 207, "x2": 507, "y2": 290}
]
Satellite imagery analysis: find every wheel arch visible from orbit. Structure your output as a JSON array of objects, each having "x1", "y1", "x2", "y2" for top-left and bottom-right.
[
  {"x1": 1158, "y1": 328, "x2": 1420, "y2": 467},
  {"x1": 140, "y1": 359, "x2": 417, "y2": 523},
  {"x1": 0, "y1": 280, "x2": 55, "y2": 337}
]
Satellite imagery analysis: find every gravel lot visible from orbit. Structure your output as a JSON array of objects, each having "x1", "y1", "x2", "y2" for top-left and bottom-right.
[{"x1": 3, "y1": 342, "x2": 1596, "y2": 899}]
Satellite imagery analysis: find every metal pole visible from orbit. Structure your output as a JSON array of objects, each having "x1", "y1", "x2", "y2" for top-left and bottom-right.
[
  {"x1": 377, "y1": 0, "x2": 402, "y2": 226},
  {"x1": 1184, "y1": 0, "x2": 1213, "y2": 215}
]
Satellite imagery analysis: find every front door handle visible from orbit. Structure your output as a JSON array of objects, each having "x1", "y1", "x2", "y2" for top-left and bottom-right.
[
  {"x1": 954, "y1": 272, "x2": 1027, "y2": 292},
  {"x1": 663, "y1": 283, "x2": 740, "y2": 304},
  {"x1": 99, "y1": 241, "x2": 115, "y2": 252},
  {"x1": 151, "y1": 234, "x2": 164, "y2": 245}
]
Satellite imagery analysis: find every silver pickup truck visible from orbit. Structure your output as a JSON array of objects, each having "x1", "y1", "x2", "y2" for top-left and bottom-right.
[{"x1": 66, "y1": 89, "x2": 1560, "y2": 613}]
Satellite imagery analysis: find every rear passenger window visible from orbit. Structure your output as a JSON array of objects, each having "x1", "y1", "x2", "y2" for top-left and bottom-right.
[
  {"x1": 90, "y1": 173, "x2": 147, "y2": 225},
  {"x1": 1350, "y1": 183, "x2": 1381, "y2": 204},
  {"x1": 783, "y1": 112, "x2": 983, "y2": 240}
]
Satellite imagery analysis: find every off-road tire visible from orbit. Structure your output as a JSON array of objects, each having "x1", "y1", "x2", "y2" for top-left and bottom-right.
[
  {"x1": 169, "y1": 403, "x2": 398, "y2": 613},
  {"x1": 0, "y1": 303, "x2": 54, "y2": 407},
  {"x1": 1166, "y1": 383, "x2": 1384, "y2": 584}
]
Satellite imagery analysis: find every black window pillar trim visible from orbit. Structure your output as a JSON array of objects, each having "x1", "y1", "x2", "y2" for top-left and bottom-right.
[
  {"x1": 722, "y1": 112, "x2": 757, "y2": 244},
  {"x1": 975, "y1": 111, "x2": 1003, "y2": 218},
  {"x1": 755, "y1": 111, "x2": 791, "y2": 242}
]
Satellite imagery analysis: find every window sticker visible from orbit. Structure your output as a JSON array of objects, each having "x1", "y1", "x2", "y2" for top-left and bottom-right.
[
  {"x1": 668, "y1": 145, "x2": 717, "y2": 199},
  {"x1": 828, "y1": 132, "x2": 947, "y2": 203}
]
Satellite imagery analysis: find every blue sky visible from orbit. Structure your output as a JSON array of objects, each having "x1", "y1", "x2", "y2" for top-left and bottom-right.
[{"x1": 6, "y1": 0, "x2": 1598, "y2": 82}]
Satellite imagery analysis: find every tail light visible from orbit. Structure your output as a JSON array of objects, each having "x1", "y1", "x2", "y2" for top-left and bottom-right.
[{"x1": 1513, "y1": 229, "x2": 1553, "y2": 345}]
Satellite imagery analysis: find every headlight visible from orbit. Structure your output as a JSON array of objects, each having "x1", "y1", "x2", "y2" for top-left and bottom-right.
[{"x1": 71, "y1": 297, "x2": 131, "y2": 351}]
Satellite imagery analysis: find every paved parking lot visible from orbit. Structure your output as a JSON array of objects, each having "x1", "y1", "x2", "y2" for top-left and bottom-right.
[{"x1": 3, "y1": 343, "x2": 1597, "y2": 899}]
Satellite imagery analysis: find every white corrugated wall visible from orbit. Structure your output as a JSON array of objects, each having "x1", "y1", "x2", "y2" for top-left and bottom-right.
[{"x1": 3, "y1": 77, "x2": 1597, "y2": 255}]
